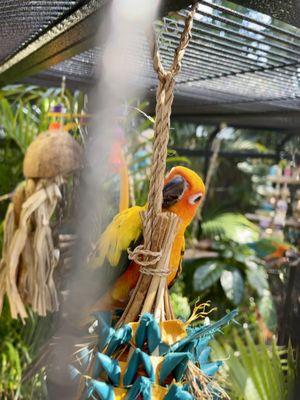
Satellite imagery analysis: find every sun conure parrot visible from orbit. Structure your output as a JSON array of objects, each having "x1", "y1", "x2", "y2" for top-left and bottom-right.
[
  {"x1": 90, "y1": 166, "x2": 205, "y2": 311},
  {"x1": 247, "y1": 238, "x2": 291, "y2": 262}
]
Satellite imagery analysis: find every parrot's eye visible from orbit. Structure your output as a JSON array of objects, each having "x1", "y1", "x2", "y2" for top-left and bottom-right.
[{"x1": 189, "y1": 193, "x2": 203, "y2": 205}]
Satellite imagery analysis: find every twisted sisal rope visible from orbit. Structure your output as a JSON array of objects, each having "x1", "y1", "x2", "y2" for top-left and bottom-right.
[{"x1": 129, "y1": 5, "x2": 197, "y2": 269}]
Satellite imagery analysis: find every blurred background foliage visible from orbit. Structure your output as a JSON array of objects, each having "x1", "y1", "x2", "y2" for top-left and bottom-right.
[
  {"x1": 211, "y1": 325, "x2": 296, "y2": 400},
  {"x1": 0, "y1": 84, "x2": 84, "y2": 398},
  {"x1": 0, "y1": 85, "x2": 297, "y2": 398}
]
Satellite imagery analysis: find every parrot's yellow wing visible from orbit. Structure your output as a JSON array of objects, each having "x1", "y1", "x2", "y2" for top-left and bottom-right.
[{"x1": 92, "y1": 205, "x2": 145, "y2": 268}]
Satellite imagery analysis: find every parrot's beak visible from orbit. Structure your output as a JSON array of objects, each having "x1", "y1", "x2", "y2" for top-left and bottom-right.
[{"x1": 162, "y1": 175, "x2": 187, "y2": 208}]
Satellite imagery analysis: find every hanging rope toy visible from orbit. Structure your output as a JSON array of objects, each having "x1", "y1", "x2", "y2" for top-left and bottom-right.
[
  {"x1": 117, "y1": 4, "x2": 198, "y2": 325},
  {"x1": 71, "y1": 4, "x2": 237, "y2": 399}
]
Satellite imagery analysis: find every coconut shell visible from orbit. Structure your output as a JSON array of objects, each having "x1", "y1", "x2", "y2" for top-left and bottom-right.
[{"x1": 23, "y1": 130, "x2": 82, "y2": 178}]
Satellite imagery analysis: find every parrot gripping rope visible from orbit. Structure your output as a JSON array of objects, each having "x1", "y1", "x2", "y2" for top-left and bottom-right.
[{"x1": 118, "y1": 4, "x2": 198, "y2": 325}]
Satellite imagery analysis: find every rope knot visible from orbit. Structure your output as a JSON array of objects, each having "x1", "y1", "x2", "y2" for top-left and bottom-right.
[
  {"x1": 140, "y1": 266, "x2": 170, "y2": 277},
  {"x1": 127, "y1": 244, "x2": 162, "y2": 267}
]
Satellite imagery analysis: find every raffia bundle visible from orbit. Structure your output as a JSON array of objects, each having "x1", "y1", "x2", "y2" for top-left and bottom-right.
[{"x1": 0, "y1": 129, "x2": 82, "y2": 319}]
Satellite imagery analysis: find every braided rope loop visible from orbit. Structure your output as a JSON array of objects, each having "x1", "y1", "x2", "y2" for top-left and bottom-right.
[
  {"x1": 128, "y1": 5, "x2": 197, "y2": 273},
  {"x1": 145, "y1": 6, "x2": 197, "y2": 241}
]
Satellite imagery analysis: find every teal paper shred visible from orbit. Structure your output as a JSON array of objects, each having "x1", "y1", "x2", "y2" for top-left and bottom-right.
[
  {"x1": 68, "y1": 364, "x2": 81, "y2": 381},
  {"x1": 198, "y1": 347, "x2": 211, "y2": 366},
  {"x1": 201, "y1": 361, "x2": 223, "y2": 377},
  {"x1": 92, "y1": 312, "x2": 115, "y2": 351},
  {"x1": 194, "y1": 337, "x2": 212, "y2": 360},
  {"x1": 147, "y1": 318, "x2": 161, "y2": 353},
  {"x1": 139, "y1": 350, "x2": 155, "y2": 381},
  {"x1": 106, "y1": 325, "x2": 132, "y2": 356},
  {"x1": 96, "y1": 353, "x2": 121, "y2": 386},
  {"x1": 135, "y1": 313, "x2": 152, "y2": 348},
  {"x1": 171, "y1": 310, "x2": 238, "y2": 352},
  {"x1": 123, "y1": 348, "x2": 155, "y2": 386},
  {"x1": 176, "y1": 340, "x2": 196, "y2": 356},
  {"x1": 159, "y1": 352, "x2": 191, "y2": 384},
  {"x1": 93, "y1": 355, "x2": 102, "y2": 379},
  {"x1": 86, "y1": 311, "x2": 237, "y2": 399},
  {"x1": 173, "y1": 354, "x2": 191, "y2": 382},
  {"x1": 125, "y1": 376, "x2": 152, "y2": 400},
  {"x1": 135, "y1": 313, "x2": 161, "y2": 353},
  {"x1": 164, "y1": 384, "x2": 193, "y2": 400},
  {"x1": 159, "y1": 342, "x2": 170, "y2": 356},
  {"x1": 87, "y1": 379, "x2": 115, "y2": 400}
]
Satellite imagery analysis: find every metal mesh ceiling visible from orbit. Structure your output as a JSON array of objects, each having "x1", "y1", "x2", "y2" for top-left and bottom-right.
[
  {"x1": 36, "y1": 0, "x2": 300, "y2": 115},
  {"x1": 4, "y1": 0, "x2": 300, "y2": 129},
  {"x1": 166, "y1": 1, "x2": 300, "y2": 108},
  {"x1": 0, "y1": 0, "x2": 87, "y2": 64}
]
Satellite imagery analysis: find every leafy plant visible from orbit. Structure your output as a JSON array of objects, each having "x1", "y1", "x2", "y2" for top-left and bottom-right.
[
  {"x1": 188, "y1": 240, "x2": 271, "y2": 306},
  {"x1": 0, "y1": 302, "x2": 48, "y2": 399},
  {"x1": 201, "y1": 213, "x2": 260, "y2": 244},
  {"x1": 182, "y1": 213, "x2": 277, "y2": 329},
  {"x1": 0, "y1": 84, "x2": 84, "y2": 399},
  {"x1": 212, "y1": 328, "x2": 296, "y2": 400}
]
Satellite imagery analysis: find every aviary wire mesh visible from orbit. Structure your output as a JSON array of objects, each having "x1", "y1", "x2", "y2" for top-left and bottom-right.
[
  {"x1": 42, "y1": 0, "x2": 300, "y2": 113},
  {"x1": 168, "y1": 0, "x2": 300, "y2": 108},
  {"x1": 1, "y1": 0, "x2": 300, "y2": 120},
  {"x1": 0, "y1": 0, "x2": 87, "y2": 64}
]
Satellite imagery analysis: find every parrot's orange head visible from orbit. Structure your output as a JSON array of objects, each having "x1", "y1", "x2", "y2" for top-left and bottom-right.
[{"x1": 162, "y1": 166, "x2": 205, "y2": 226}]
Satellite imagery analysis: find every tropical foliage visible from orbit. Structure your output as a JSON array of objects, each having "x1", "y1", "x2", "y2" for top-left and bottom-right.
[
  {"x1": 0, "y1": 85, "x2": 297, "y2": 398},
  {"x1": 177, "y1": 212, "x2": 277, "y2": 329},
  {"x1": 212, "y1": 327, "x2": 296, "y2": 400},
  {"x1": 0, "y1": 84, "x2": 85, "y2": 398}
]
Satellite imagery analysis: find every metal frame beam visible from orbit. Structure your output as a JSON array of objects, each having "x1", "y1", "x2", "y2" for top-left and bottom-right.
[
  {"x1": 0, "y1": 0, "x2": 108, "y2": 86},
  {"x1": 171, "y1": 147, "x2": 299, "y2": 161},
  {"x1": 1, "y1": 0, "x2": 299, "y2": 85},
  {"x1": 0, "y1": 0, "x2": 192, "y2": 86},
  {"x1": 170, "y1": 110, "x2": 300, "y2": 131}
]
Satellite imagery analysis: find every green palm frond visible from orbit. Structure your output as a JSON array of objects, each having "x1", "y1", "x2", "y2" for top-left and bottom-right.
[
  {"x1": 202, "y1": 213, "x2": 260, "y2": 243},
  {"x1": 212, "y1": 329, "x2": 296, "y2": 400}
]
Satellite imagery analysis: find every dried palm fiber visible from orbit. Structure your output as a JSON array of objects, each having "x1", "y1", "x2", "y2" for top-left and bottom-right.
[{"x1": 0, "y1": 129, "x2": 82, "y2": 319}]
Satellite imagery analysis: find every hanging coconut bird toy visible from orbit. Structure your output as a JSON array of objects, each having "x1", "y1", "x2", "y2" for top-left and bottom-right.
[
  {"x1": 70, "y1": 4, "x2": 237, "y2": 399},
  {"x1": 0, "y1": 127, "x2": 82, "y2": 319}
]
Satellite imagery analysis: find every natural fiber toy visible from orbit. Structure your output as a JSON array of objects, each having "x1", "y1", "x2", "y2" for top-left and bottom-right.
[
  {"x1": 71, "y1": 308, "x2": 237, "y2": 399},
  {"x1": 0, "y1": 128, "x2": 82, "y2": 319},
  {"x1": 70, "y1": 4, "x2": 237, "y2": 399}
]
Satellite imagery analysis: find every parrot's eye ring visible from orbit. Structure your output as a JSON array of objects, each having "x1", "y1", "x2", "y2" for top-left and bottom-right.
[{"x1": 189, "y1": 193, "x2": 203, "y2": 204}]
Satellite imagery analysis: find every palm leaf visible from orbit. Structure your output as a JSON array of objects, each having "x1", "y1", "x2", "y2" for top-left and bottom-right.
[{"x1": 212, "y1": 328, "x2": 296, "y2": 400}]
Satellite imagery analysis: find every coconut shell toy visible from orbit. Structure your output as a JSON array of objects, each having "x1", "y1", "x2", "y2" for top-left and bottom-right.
[
  {"x1": 70, "y1": 5, "x2": 236, "y2": 399},
  {"x1": 0, "y1": 128, "x2": 82, "y2": 319}
]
